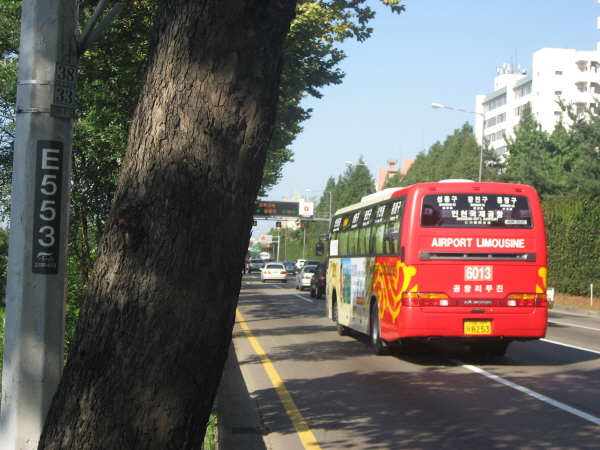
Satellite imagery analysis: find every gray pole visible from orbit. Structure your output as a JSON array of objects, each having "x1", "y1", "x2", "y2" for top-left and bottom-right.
[{"x1": 0, "y1": 1, "x2": 77, "y2": 449}]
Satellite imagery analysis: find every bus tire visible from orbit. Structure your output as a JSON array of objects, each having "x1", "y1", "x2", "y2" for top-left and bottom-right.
[
  {"x1": 370, "y1": 303, "x2": 389, "y2": 356},
  {"x1": 333, "y1": 300, "x2": 350, "y2": 336}
]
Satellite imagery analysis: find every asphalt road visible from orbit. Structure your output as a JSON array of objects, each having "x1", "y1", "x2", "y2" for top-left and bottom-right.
[{"x1": 218, "y1": 273, "x2": 600, "y2": 450}]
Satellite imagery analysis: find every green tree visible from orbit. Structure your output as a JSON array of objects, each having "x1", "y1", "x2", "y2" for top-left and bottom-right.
[
  {"x1": 386, "y1": 123, "x2": 500, "y2": 187},
  {"x1": 0, "y1": 227, "x2": 7, "y2": 306},
  {"x1": 503, "y1": 103, "x2": 567, "y2": 198},
  {"x1": 560, "y1": 103, "x2": 600, "y2": 195},
  {"x1": 0, "y1": 0, "x2": 20, "y2": 216},
  {"x1": 333, "y1": 157, "x2": 375, "y2": 209}
]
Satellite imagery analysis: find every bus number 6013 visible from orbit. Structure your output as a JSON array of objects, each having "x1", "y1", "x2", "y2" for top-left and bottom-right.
[{"x1": 464, "y1": 265, "x2": 493, "y2": 281}]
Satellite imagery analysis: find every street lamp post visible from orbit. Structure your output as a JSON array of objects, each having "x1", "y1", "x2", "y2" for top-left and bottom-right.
[
  {"x1": 345, "y1": 161, "x2": 381, "y2": 191},
  {"x1": 306, "y1": 189, "x2": 332, "y2": 227},
  {"x1": 431, "y1": 102, "x2": 485, "y2": 182}
]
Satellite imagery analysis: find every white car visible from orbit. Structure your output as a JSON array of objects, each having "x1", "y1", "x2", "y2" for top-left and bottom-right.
[
  {"x1": 295, "y1": 265, "x2": 317, "y2": 291},
  {"x1": 260, "y1": 263, "x2": 288, "y2": 283}
]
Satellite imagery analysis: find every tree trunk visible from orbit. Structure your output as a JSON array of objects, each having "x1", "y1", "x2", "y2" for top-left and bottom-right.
[{"x1": 40, "y1": 1, "x2": 296, "y2": 448}]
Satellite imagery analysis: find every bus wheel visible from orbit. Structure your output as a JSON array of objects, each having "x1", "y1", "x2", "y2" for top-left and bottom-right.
[
  {"x1": 370, "y1": 303, "x2": 388, "y2": 356},
  {"x1": 333, "y1": 301, "x2": 349, "y2": 336},
  {"x1": 489, "y1": 340, "x2": 510, "y2": 357}
]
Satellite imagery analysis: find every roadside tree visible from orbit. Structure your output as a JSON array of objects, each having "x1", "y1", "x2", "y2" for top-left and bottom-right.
[{"x1": 38, "y1": 1, "x2": 406, "y2": 448}]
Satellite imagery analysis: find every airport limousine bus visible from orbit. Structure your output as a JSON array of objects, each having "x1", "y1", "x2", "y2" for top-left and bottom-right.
[{"x1": 325, "y1": 180, "x2": 548, "y2": 357}]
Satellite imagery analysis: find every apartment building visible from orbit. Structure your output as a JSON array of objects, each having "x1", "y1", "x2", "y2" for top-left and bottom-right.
[{"x1": 476, "y1": 47, "x2": 600, "y2": 157}]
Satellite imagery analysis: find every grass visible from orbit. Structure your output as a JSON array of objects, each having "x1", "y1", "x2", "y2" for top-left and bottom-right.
[
  {"x1": 552, "y1": 292, "x2": 600, "y2": 312},
  {"x1": 202, "y1": 406, "x2": 218, "y2": 450}
]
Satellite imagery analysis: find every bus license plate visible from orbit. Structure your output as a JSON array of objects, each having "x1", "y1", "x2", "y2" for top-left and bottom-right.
[{"x1": 464, "y1": 321, "x2": 492, "y2": 335}]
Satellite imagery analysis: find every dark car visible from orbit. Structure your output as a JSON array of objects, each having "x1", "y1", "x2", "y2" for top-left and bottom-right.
[
  {"x1": 304, "y1": 260, "x2": 322, "y2": 268},
  {"x1": 283, "y1": 261, "x2": 297, "y2": 275},
  {"x1": 247, "y1": 259, "x2": 265, "y2": 273},
  {"x1": 310, "y1": 262, "x2": 327, "y2": 299}
]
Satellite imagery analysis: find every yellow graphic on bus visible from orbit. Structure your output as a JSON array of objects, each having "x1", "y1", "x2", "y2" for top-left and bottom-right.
[{"x1": 373, "y1": 258, "x2": 418, "y2": 323}]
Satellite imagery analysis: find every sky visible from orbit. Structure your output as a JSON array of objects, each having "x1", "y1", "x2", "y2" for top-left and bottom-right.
[{"x1": 253, "y1": 0, "x2": 600, "y2": 239}]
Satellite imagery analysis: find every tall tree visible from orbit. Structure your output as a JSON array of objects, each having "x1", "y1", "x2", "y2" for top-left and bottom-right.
[
  {"x1": 333, "y1": 157, "x2": 375, "y2": 208},
  {"x1": 39, "y1": 1, "x2": 297, "y2": 447},
  {"x1": 560, "y1": 103, "x2": 600, "y2": 195},
  {"x1": 386, "y1": 123, "x2": 500, "y2": 188},
  {"x1": 39, "y1": 1, "x2": 405, "y2": 447},
  {"x1": 0, "y1": 0, "x2": 20, "y2": 216},
  {"x1": 503, "y1": 103, "x2": 567, "y2": 198}
]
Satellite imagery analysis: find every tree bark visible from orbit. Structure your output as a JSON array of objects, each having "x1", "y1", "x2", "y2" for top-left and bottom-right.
[{"x1": 40, "y1": 1, "x2": 296, "y2": 448}]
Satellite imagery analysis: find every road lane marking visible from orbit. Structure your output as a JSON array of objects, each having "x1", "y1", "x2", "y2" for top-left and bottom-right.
[
  {"x1": 270, "y1": 285, "x2": 314, "y2": 302},
  {"x1": 236, "y1": 309, "x2": 322, "y2": 450},
  {"x1": 548, "y1": 320, "x2": 600, "y2": 332},
  {"x1": 295, "y1": 294, "x2": 313, "y2": 303},
  {"x1": 541, "y1": 338, "x2": 600, "y2": 355},
  {"x1": 452, "y1": 360, "x2": 600, "y2": 427}
]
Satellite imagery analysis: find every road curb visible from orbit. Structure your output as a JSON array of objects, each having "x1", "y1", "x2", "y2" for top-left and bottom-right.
[{"x1": 552, "y1": 304, "x2": 600, "y2": 317}]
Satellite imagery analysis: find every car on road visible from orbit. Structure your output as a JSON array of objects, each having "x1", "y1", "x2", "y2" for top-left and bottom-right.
[
  {"x1": 304, "y1": 260, "x2": 322, "y2": 268},
  {"x1": 283, "y1": 261, "x2": 297, "y2": 275},
  {"x1": 295, "y1": 264, "x2": 317, "y2": 291},
  {"x1": 310, "y1": 262, "x2": 327, "y2": 299},
  {"x1": 247, "y1": 259, "x2": 265, "y2": 273},
  {"x1": 260, "y1": 263, "x2": 287, "y2": 283}
]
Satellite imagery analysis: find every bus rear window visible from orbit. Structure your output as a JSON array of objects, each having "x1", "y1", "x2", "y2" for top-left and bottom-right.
[{"x1": 421, "y1": 194, "x2": 532, "y2": 228}]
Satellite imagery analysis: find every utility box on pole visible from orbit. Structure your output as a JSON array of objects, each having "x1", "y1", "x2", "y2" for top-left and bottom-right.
[{"x1": 0, "y1": 1, "x2": 77, "y2": 448}]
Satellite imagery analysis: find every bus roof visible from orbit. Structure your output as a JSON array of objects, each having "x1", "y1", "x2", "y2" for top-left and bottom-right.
[{"x1": 334, "y1": 181, "x2": 538, "y2": 217}]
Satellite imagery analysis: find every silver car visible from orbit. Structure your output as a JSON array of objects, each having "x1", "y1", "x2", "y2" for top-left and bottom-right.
[{"x1": 295, "y1": 265, "x2": 317, "y2": 291}]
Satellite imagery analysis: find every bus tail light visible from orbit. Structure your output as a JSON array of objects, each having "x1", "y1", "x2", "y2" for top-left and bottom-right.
[
  {"x1": 501, "y1": 293, "x2": 548, "y2": 307},
  {"x1": 402, "y1": 293, "x2": 457, "y2": 307}
]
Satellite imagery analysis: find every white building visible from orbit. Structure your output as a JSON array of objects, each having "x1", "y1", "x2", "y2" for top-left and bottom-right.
[{"x1": 476, "y1": 47, "x2": 600, "y2": 157}]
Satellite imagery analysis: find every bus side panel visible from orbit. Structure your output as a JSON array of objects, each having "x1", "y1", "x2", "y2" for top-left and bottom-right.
[
  {"x1": 326, "y1": 258, "x2": 368, "y2": 333},
  {"x1": 374, "y1": 256, "x2": 418, "y2": 342}
]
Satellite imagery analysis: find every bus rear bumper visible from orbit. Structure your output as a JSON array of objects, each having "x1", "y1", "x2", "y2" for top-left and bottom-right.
[{"x1": 391, "y1": 306, "x2": 548, "y2": 340}]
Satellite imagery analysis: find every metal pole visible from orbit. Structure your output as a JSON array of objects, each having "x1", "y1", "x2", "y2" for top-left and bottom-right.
[
  {"x1": 0, "y1": 1, "x2": 77, "y2": 449},
  {"x1": 327, "y1": 191, "x2": 332, "y2": 228},
  {"x1": 303, "y1": 227, "x2": 306, "y2": 259},
  {"x1": 479, "y1": 117, "x2": 485, "y2": 182}
]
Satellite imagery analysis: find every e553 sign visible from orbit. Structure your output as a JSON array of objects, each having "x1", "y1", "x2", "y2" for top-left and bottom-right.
[{"x1": 32, "y1": 141, "x2": 64, "y2": 274}]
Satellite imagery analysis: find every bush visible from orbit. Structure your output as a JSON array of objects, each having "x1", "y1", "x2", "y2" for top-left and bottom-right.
[{"x1": 544, "y1": 194, "x2": 600, "y2": 296}]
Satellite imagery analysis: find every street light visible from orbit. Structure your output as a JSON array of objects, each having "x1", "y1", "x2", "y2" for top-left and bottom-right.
[
  {"x1": 431, "y1": 102, "x2": 485, "y2": 182},
  {"x1": 345, "y1": 160, "x2": 381, "y2": 191},
  {"x1": 306, "y1": 189, "x2": 332, "y2": 227}
]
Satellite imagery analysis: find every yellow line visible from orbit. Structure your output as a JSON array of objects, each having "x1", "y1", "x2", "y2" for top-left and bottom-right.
[{"x1": 236, "y1": 309, "x2": 322, "y2": 450}]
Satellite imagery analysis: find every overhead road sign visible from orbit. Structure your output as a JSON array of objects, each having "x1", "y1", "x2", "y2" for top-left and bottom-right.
[{"x1": 255, "y1": 201, "x2": 301, "y2": 217}]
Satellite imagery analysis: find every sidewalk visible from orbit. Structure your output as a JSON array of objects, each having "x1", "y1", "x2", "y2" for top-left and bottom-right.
[{"x1": 216, "y1": 342, "x2": 269, "y2": 450}]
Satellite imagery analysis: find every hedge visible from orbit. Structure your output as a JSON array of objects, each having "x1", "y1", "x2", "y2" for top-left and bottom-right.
[{"x1": 543, "y1": 194, "x2": 600, "y2": 296}]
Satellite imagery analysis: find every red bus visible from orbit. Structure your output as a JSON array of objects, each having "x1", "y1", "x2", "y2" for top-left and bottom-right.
[{"x1": 325, "y1": 181, "x2": 548, "y2": 357}]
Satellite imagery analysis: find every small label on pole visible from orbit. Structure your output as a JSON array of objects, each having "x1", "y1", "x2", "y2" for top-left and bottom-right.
[
  {"x1": 51, "y1": 62, "x2": 77, "y2": 119},
  {"x1": 32, "y1": 141, "x2": 64, "y2": 274}
]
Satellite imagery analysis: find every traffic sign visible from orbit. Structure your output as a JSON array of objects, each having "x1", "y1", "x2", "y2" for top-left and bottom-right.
[{"x1": 254, "y1": 201, "x2": 299, "y2": 217}]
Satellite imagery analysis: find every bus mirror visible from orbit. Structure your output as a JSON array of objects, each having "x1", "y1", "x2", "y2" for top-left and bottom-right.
[{"x1": 315, "y1": 241, "x2": 325, "y2": 257}]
